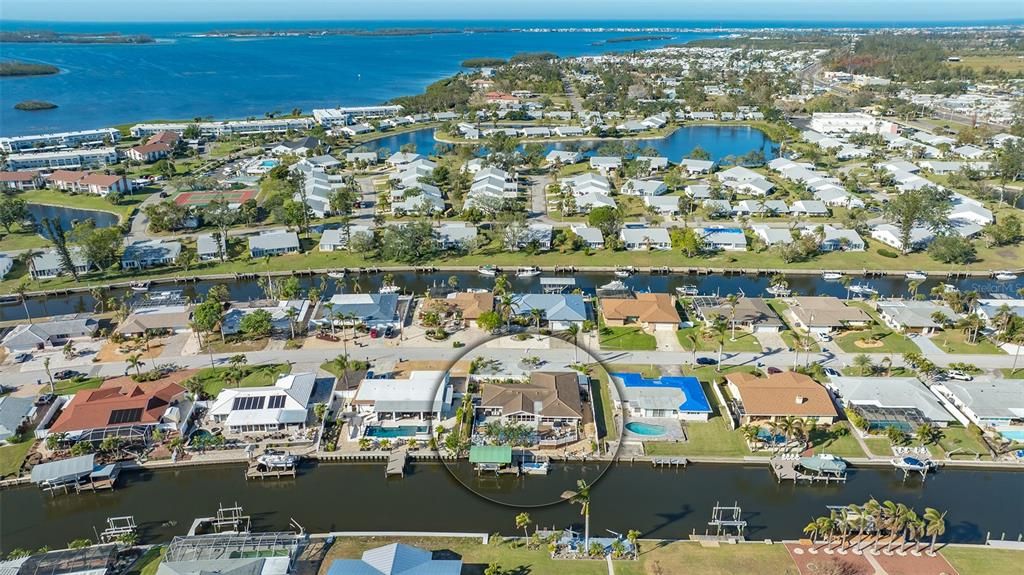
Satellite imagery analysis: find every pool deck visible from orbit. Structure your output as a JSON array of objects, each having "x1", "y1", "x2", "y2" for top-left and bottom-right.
[{"x1": 623, "y1": 417, "x2": 686, "y2": 442}]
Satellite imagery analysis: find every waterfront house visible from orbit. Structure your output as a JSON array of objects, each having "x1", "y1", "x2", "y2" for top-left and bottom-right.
[
  {"x1": 611, "y1": 373, "x2": 712, "y2": 421},
  {"x1": 600, "y1": 293, "x2": 680, "y2": 333},
  {"x1": 427, "y1": 291, "x2": 495, "y2": 323},
  {"x1": 934, "y1": 380, "x2": 1023, "y2": 438},
  {"x1": 157, "y1": 533, "x2": 302, "y2": 575},
  {"x1": 569, "y1": 224, "x2": 605, "y2": 249},
  {"x1": 325, "y1": 543, "x2": 461, "y2": 575},
  {"x1": 318, "y1": 225, "x2": 372, "y2": 252},
  {"x1": 546, "y1": 149, "x2": 582, "y2": 165},
  {"x1": 248, "y1": 230, "x2": 300, "y2": 258},
  {"x1": 436, "y1": 222, "x2": 478, "y2": 250},
  {"x1": 554, "y1": 126, "x2": 586, "y2": 137},
  {"x1": 271, "y1": 136, "x2": 323, "y2": 157},
  {"x1": 338, "y1": 123, "x2": 374, "y2": 136},
  {"x1": 828, "y1": 376, "x2": 955, "y2": 432},
  {"x1": 621, "y1": 178, "x2": 667, "y2": 196},
  {"x1": 477, "y1": 371, "x2": 586, "y2": 429},
  {"x1": 619, "y1": 226, "x2": 671, "y2": 251},
  {"x1": 47, "y1": 170, "x2": 131, "y2": 196},
  {"x1": 802, "y1": 225, "x2": 865, "y2": 252},
  {"x1": 49, "y1": 378, "x2": 191, "y2": 441},
  {"x1": 116, "y1": 305, "x2": 194, "y2": 337},
  {"x1": 0, "y1": 128, "x2": 120, "y2": 152},
  {"x1": 5, "y1": 148, "x2": 118, "y2": 171},
  {"x1": 121, "y1": 239, "x2": 182, "y2": 270},
  {"x1": 506, "y1": 223, "x2": 553, "y2": 252},
  {"x1": 0, "y1": 170, "x2": 44, "y2": 191},
  {"x1": 635, "y1": 156, "x2": 669, "y2": 173},
  {"x1": 0, "y1": 254, "x2": 13, "y2": 280},
  {"x1": 386, "y1": 152, "x2": 424, "y2": 168},
  {"x1": 692, "y1": 296, "x2": 783, "y2": 333},
  {"x1": 126, "y1": 142, "x2": 172, "y2": 163},
  {"x1": 589, "y1": 156, "x2": 622, "y2": 175},
  {"x1": 876, "y1": 300, "x2": 961, "y2": 334},
  {"x1": 680, "y1": 158, "x2": 714, "y2": 175},
  {"x1": 221, "y1": 300, "x2": 312, "y2": 337},
  {"x1": 697, "y1": 227, "x2": 748, "y2": 251},
  {"x1": 31, "y1": 248, "x2": 92, "y2": 279},
  {"x1": 724, "y1": 372, "x2": 838, "y2": 426},
  {"x1": 321, "y1": 294, "x2": 402, "y2": 330},
  {"x1": 0, "y1": 396, "x2": 35, "y2": 444},
  {"x1": 716, "y1": 165, "x2": 762, "y2": 183},
  {"x1": 1, "y1": 315, "x2": 97, "y2": 353},
  {"x1": 510, "y1": 293, "x2": 588, "y2": 330},
  {"x1": 345, "y1": 151, "x2": 379, "y2": 165},
  {"x1": 0, "y1": 545, "x2": 118, "y2": 575},
  {"x1": 751, "y1": 224, "x2": 794, "y2": 246},
  {"x1": 352, "y1": 371, "x2": 451, "y2": 435},
  {"x1": 196, "y1": 233, "x2": 227, "y2": 261},
  {"x1": 973, "y1": 298, "x2": 1024, "y2": 329},
  {"x1": 787, "y1": 297, "x2": 871, "y2": 336},
  {"x1": 870, "y1": 224, "x2": 934, "y2": 252},
  {"x1": 208, "y1": 372, "x2": 317, "y2": 434}
]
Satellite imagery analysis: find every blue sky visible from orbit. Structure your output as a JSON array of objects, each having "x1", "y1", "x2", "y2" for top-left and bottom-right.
[{"x1": 2, "y1": 0, "x2": 1022, "y2": 23}]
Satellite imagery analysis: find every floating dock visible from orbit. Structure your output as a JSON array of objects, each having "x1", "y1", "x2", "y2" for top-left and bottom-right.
[
  {"x1": 770, "y1": 457, "x2": 848, "y2": 484},
  {"x1": 652, "y1": 457, "x2": 688, "y2": 468},
  {"x1": 385, "y1": 447, "x2": 408, "y2": 477},
  {"x1": 245, "y1": 464, "x2": 297, "y2": 480}
]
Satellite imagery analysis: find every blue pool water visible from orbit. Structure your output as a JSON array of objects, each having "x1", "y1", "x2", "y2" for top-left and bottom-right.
[
  {"x1": 998, "y1": 429, "x2": 1024, "y2": 442},
  {"x1": 625, "y1": 422, "x2": 666, "y2": 436},
  {"x1": 260, "y1": 159, "x2": 279, "y2": 168},
  {"x1": 365, "y1": 425, "x2": 429, "y2": 438}
]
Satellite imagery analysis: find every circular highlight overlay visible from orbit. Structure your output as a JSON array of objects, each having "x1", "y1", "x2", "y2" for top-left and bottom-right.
[{"x1": 430, "y1": 333, "x2": 624, "y2": 508}]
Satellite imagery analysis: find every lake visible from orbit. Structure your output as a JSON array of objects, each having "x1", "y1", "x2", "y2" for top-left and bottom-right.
[
  {"x1": 0, "y1": 461, "x2": 1020, "y2": 553},
  {"x1": 351, "y1": 125, "x2": 780, "y2": 162},
  {"x1": 0, "y1": 21, "x2": 718, "y2": 136},
  {"x1": 25, "y1": 203, "x2": 120, "y2": 239}
]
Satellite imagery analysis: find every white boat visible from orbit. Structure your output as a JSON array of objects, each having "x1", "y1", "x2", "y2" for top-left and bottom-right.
[
  {"x1": 521, "y1": 461, "x2": 549, "y2": 475},
  {"x1": 129, "y1": 281, "x2": 150, "y2": 293},
  {"x1": 379, "y1": 285, "x2": 400, "y2": 294},
  {"x1": 477, "y1": 265, "x2": 498, "y2": 277},
  {"x1": 765, "y1": 285, "x2": 791, "y2": 297},
  {"x1": 256, "y1": 452, "x2": 298, "y2": 469},
  {"x1": 614, "y1": 267, "x2": 634, "y2": 278},
  {"x1": 939, "y1": 283, "x2": 959, "y2": 293},
  {"x1": 516, "y1": 266, "x2": 541, "y2": 278},
  {"x1": 822, "y1": 272, "x2": 843, "y2": 281},
  {"x1": 890, "y1": 456, "x2": 935, "y2": 472},
  {"x1": 994, "y1": 271, "x2": 1019, "y2": 281},
  {"x1": 905, "y1": 271, "x2": 927, "y2": 281},
  {"x1": 676, "y1": 285, "x2": 699, "y2": 297},
  {"x1": 596, "y1": 280, "x2": 630, "y2": 297},
  {"x1": 327, "y1": 270, "x2": 346, "y2": 279},
  {"x1": 848, "y1": 284, "x2": 878, "y2": 296}
]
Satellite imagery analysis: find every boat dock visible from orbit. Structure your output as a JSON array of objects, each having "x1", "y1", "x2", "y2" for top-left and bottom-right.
[
  {"x1": 770, "y1": 457, "x2": 848, "y2": 484},
  {"x1": 245, "y1": 463, "x2": 297, "y2": 480},
  {"x1": 385, "y1": 447, "x2": 408, "y2": 477},
  {"x1": 652, "y1": 457, "x2": 688, "y2": 468}
]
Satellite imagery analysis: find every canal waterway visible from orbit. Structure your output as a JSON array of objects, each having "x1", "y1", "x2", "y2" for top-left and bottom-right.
[
  {"x1": 2, "y1": 270, "x2": 1021, "y2": 323},
  {"x1": 1, "y1": 462, "x2": 1021, "y2": 552},
  {"x1": 352, "y1": 125, "x2": 780, "y2": 162}
]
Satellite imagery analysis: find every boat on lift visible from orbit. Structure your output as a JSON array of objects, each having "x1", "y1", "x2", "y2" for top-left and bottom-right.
[
  {"x1": 847, "y1": 284, "x2": 878, "y2": 296},
  {"x1": 994, "y1": 271, "x2": 1019, "y2": 281},
  {"x1": 822, "y1": 271, "x2": 843, "y2": 281},
  {"x1": 256, "y1": 451, "x2": 298, "y2": 469},
  {"x1": 676, "y1": 285, "x2": 699, "y2": 297},
  {"x1": 596, "y1": 280, "x2": 631, "y2": 298},
  {"x1": 516, "y1": 266, "x2": 541, "y2": 278},
  {"x1": 379, "y1": 285, "x2": 400, "y2": 294},
  {"x1": 129, "y1": 281, "x2": 150, "y2": 293},
  {"x1": 765, "y1": 284, "x2": 791, "y2": 297},
  {"x1": 477, "y1": 265, "x2": 498, "y2": 277},
  {"x1": 939, "y1": 283, "x2": 959, "y2": 294},
  {"x1": 614, "y1": 266, "x2": 635, "y2": 278},
  {"x1": 327, "y1": 270, "x2": 346, "y2": 279},
  {"x1": 905, "y1": 271, "x2": 927, "y2": 281},
  {"x1": 890, "y1": 456, "x2": 935, "y2": 473},
  {"x1": 521, "y1": 461, "x2": 550, "y2": 475}
]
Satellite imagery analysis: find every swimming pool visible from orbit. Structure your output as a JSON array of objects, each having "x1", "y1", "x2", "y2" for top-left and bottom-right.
[
  {"x1": 260, "y1": 159, "x2": 279, "y2": 168},
  {"x1": 998, "y1": 429, "x2": 1024, "y2": 442},
  {"x1": 365, "y1": 425, "x2": 429, "y2": 438},
  {"x1": 625, "y1": 422, "x2": 667, "y2": 436}
]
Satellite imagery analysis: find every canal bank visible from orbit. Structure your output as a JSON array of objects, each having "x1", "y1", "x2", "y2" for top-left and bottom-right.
[{"x1": 1, "y1": 460, "x2": 1021, "y2": 552}]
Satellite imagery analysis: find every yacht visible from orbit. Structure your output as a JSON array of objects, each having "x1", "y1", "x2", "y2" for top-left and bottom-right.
[
  {"x1": 822, "y1": 271, "x2": 843, "y2": 281},
  {"x1": 904, "y1": 271, "x2": 927, "y2": 281},
  {"x1": 847, "y1": 284, "x2": 878, "y2": 296},
  {"x1": 596, "y1": 280, "x2": 631, "y2": 298},
  {"x1": 676, "y1": 285, "x2": 699, "y2": 297},
  {"x1": 516, "y1": 266, "x2": 541, "y2": 278},
  {"x1": 477, "y1": 265, "x2": 498, "y2": 277},
  {"x1": 994, "y1": 271, "x2": 1019, "y2": 281},
  {"x1": 939, "y1": 283, "x2": 959, "y2": 294},
  {"x1": 765, "y1": 284, "x2": 791, "y2": 297}
]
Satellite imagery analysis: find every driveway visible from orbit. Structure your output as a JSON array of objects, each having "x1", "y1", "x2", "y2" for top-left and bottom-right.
[
  {"x1": 754, "y1": 331, "x2": 788, "y2": 353},
  {"x1": 653, "y1": 330, "x2": 682, "y2": 352},
  {"x1": 910, "y1": 333, "x2": 946, "y2": 355}
]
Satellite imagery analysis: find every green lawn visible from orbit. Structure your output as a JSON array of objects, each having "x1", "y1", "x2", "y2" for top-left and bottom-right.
[
  {"x1": 636, "y1": 541, "x2": 798, "y2": 575},
  {"x1": 0, "y1": 226, "x2": 51, "y2": 252},
  {"x1": 943, "y1": 546, "x2": 1024, "y2": 575},
  {"x1": 126, "y1": 547, "x2": 165, "y2": 575},
  {"x1": 52, "y1": 377, "x2": 106, "y2": 395},
  {"x1": 590, "y1": 371, "x2": 619, "y2": 442},
  {"x1": 676, "y1": 326, "x2": 762, "y2": 353},
  {"x1": 191, "y1": 363, "x2": 291, "y2": 398},
  {"x1": 931, "y1": 331, "x2": 1005, "y2": 355},
  {"x1": 0, "y1": 440, "x2": 34, "y2": 478},
  {"x1": 779, "y1": 330, "x2": 820, "y2": 352},
  {"x1": 807, "y1": 423, "x2": 866, "y2": 458},
  {"x1": 835, "y1": 325, "x2": 920, "y2": 355},
  {"x1": 599, "y1": 326, "x2": 656, "y2": 351},
  {"x1": 933, "y1": 425, "x2": 990, "y2": 460},
  {"x1": 864, "y1": 437, "x2": 894, "y2": 457},
  {"x1": 605, "y1": 363, "x2": 662, "y2": 379},
  {"x1": 999, "y1": 368, "x2": 1024, "y2": 379},
  {"x1": 644, "y1": 379, "x2": 752, "y2": 457}
]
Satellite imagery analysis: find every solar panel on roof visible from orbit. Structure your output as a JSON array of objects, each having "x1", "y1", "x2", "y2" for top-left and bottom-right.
[
  {"x1": 232, "y1": 396, "x2": 266, "y2": 410},
  {"x1": 267, "y1": 395, "x2": 286, "y2": 409},
  {"x1": 107, "y1": 407, "x2": 144, "y2": 425}
]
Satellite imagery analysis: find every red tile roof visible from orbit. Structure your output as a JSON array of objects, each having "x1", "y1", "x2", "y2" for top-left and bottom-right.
[
  {"x1": 49, "y1": 379, "x2": 187, "y2": 434},
  {"x1": 0, "y1": 171, "x2": 39, "y2": 182},
  {"x1": 147, "y1": 131, "x2": 180, "y2": 145},
  {"x1": 78, "y1": 173, "x2": 123, "y2": 187},
  {"x1": 47, "y1": 170, "x2": 86, "y2": 184},
  {"x1": 130, "y1": 143, "x2": 172, "y2": 155}
]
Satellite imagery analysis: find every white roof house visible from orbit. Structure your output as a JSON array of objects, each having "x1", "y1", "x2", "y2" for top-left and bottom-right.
[
  {"x1": 352, "y1": 371, "x2": 451, "y2": 420},
  {"x1": 621, "y1": 179, "x2": 667, "y2": 196},
  {"x1": 828, "y1": 376, "x2": 955, "y2": 427},
  {"x1": 208, "y1": 372, "x2": 317, "y2": 433},
  {"x1": 698, "y1": 227, "x2": 747, "y2": 251},
  {"x1": 562, "y1": 172, "x2": 611, "y2": 196},
  {"x1": 935, "y1": 380, "x2": 1024, "y2": 431},
  {"x1": 680, "y1": 158, "x2": 714, "y2": 174},
  {"x1": 802, "y1": 225, "x2": 865, "y2": 252},
  {"x1": 643, "y1": 195, "x2": 682, "y2": 215},
  {"x1": 569, "y1": 225, "x2": 605, "y2": 248},
  {"x1": 589, "y1": 156, "x2": 622, "y2": 174},
  {"x1": 870, "y1": 224, "x2": 935, "y2": 252},
  {"x1": 751, "y1": 224, "x2": 793, "y2": 246},
  {"x1": 575, "y1": 192, "x2": 617, "y2": 213},
  {"x1": 790, "y1": 200, "x2": 829, "y2": 216},
  {"x1": 248, "y1": 230, "x2": 300, "y2": 257},
  {"x1": 619, "y1": 227, "x2": 671, "y2": 251}
]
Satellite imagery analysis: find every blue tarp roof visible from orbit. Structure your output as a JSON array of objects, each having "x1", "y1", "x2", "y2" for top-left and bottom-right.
[{"x1": 612, "y1": 372, "x2": 712, "y2": 413}]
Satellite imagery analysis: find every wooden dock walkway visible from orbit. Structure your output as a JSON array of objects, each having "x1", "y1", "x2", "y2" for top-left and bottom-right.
[
  {"x1": 386, "y1": 447, "x2": 409, "y2": 477},
  {"x1": 652, "y1": 457, "x2": 688, "y2": 468},
  {"x1": 770, "y1": 458, "x2": 847, "y2": 484},
  {"x1": 245, "y1": 464, "x2": 297, "y2": 480}
]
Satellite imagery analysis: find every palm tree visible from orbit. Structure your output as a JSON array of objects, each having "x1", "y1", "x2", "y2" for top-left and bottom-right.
[
  {"x1": 923, "y1": 508, "x2": 946, "y2": 553},
  {"x1": 515, "y1": 512, "x2": 532, "y2": 546},
  {"x1": 15, "y1": 278, "x2": 32, "y2": 324},
  {"x1": 127, "y1": 353, "x2": 145, "y2": 377},
  {"x1": 562, "y1": 479, "x2": 592, "y2": 550},
  {"x1": 725, "y1": 293, "x2": 740, "y2": 341},
  {"x1": 42, "y1": 357, "x2": 54, "y2": 395},
  {"x1": 864, "y1": 498, "x2": 882, "y2": 548},
  {"x1": 1008, "y1": 332, "x2": 1024, "y2": 377},
  {"x1": 626, "y1": 529, "x2": 640, "y2": 559},
  {"x1": 815, "y1": 516, "x2": 834, "y2": 550},
  {"x1": 499, "y1": 294, "x2": 514, "y2": 332},
  {"x1": 284, "y1": 306, "x2": 299, "y2": 339},
  {"x1": 740, "y1": 424, "x2": 760, "y2": 447},
  {"x1": 564, "y1": 323, "x2": 580, "y2": 364},
  {"x1": 323, "y1": 302, "x2": 336, "y2": 335},
  {"x1": 803, "y1": 520, "x2": 819, "y2": 547},
  {"x1": 228, "y1": 353, "x2": 247, "y2": 373},
  {"x1": 852, "y1": 353, "x2": 874, "y2": 376},
  {"x1": 907, "y1": 280, "x2": 920, "y2": 299},
  {"x1": 847, "y1": 504, "x2": 867, "y2": 548},
  {"x1": 529, "y1": 307, "x2": 543, "y2": 329}
]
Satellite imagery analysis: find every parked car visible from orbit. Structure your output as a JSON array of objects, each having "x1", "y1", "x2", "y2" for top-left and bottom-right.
[
  {"x1": 383, "y1": 326, "x2": 395, "y2": 338},
  {"x1": 818, "y1": 333, "x2": 832, "y2": 342},
  {"x1": 369, "y1": 327, "x2": 380, "y2": 339},
  {"x1": 823, "y1": 367, "x2": 842, "y2": 378},
  {"x1": 944, "y1": 370, "x2": 973, "y2": 381},
  {"x1": 54, "y1": 369, "x2": 84, "y2": 380},
  {"x1": 695, "y1": 357, "x2": 717, "y2": 366},
  {"x1": 13, "y1": 352, "x2": 32, "y2": 363},
  {"x1": 34, "y1": 393, "x2": 56, "y2": 406},
  {"x1": 766, "y1": 367, "x2": 783, "y2": 375}
]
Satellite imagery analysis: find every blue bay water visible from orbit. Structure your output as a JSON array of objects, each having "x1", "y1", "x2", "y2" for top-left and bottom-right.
[{"x1": 0, "y1": 20, "x2": 726, "y2": 135}]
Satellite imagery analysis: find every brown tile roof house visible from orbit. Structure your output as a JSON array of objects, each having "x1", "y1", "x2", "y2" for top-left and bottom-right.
[
  {"x1": 49, "y1": 379, "x2": 188, "y2": 436},
  {"x1": 126, "y1": 142, "x2": 172, "y2": 163},
  {"x1": 725, "y1": 371, "x2": 839, "y2": 425},
  {"x1": 479, "y1": 372, "x2": 585, "y2": 421},
  {"x1": 600, "y1": 293, "x2": 680, "y2": 331},
  {"x1": 787, "y1": 297, "x2": 871, "y2": 331},
  {"x1": 47, "y1": 169, "x2": 86, "y2": 188},
  {"x1": 426, "y1": 292, "x2": 495, "y2": 321},
  {"x1": 0, "y1": 170, "x2": 43, "y2": 191},
  {"x1": 147, "y1": 131, "x2": 180, "y2": 146}
]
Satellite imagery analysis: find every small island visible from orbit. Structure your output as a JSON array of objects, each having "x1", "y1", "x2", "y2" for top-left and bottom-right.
[
  {"x1": 0, "y1": 60, "x2": 60, "y2": 77},
  {"x1": 0, "y1": 31, "x2": 153, "y2": 44},
  {"x1": 14, "y1": 100, "x2": 58, "y2": 111}
]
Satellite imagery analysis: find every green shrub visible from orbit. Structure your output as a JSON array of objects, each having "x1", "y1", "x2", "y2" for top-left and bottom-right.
[{"x1": 877, "y1": 248, "x2": 899, "y2": 258}]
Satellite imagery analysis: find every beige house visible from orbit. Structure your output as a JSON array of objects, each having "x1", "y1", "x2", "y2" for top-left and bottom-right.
[
  {"x1": 725, "y1": 371, "x2": 839, "y2": 426},
  {"x1": 600, "y1": 293, "x2": 680, "y2": 332}
]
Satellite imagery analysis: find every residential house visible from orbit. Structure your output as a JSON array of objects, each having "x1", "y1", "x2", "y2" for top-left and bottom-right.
[
  {"x1": 438, "y1": 291, "x2": 494, "y2": 322},
  {"x1": 30, "y1": 248, "x2": 92, "y2": 279},
  {"x1": 0, "y1": 171, "x2": 44, "y2": 191},
  {"x1": 477, "y1": 371, "x2": 586, "y2": 428},
  {"x1": 1, "y1": 315, "x2": 97, "y2": 353},
  {"x1": 545, "y1": 150, "x2": 582, "y2": 165},
  {"x1": 574, "y1": 191, "x2": 617, "y2": 214},
  {"x1": 436, "y1": 222, "x2": 478, "y2": 250},
  {"x1": 870, "y1": 224, "x2": 934, "y2": 252},
  {"x1": 697, "y1": 227, "x2": 747, "y2": 251},
  {"x1": 320, "y1": 293, "x2": 402, "y2": 329},
  {"x1": 790, "y1": 200, "x2": 829, "y2": 216},
  {"x1": 345, "y1": 152, "x2": 379, "y2": 165},
  {"x1": 248, "y1": 230, "x2": 300, "y2": 258},
  {"x1": 208, "y1": 372, "x2": 317, "y2": 434},
  {"x1": 196, "y1": 233, "x2": 227, "y2": 261},
  {"x1": 685, "y1": 184, "x2": 712, "y2": 200},
  {"x1": 934, "y1": 379, "x2": 1023, "y2": 437},
  {"x1": 0, "y1": 396, "x2": 34, "y2": 444},
  {"x1": 643, "y1": 195, "x2": 681, "y2": 216},
  {"x1": 621, "y1": 179, "x2": 667, "y2": 196},
  {"x1": 325, "y1": 544, "x2": 461, "y2": 575},
  {"x1": 221, "y1": 300, "x2": 312, "y2": 337},
  {"x1": 0, "y1": 254, "x2": 13, "y2": 280},
  {"x1": 562, "y1": 172, "x2": 611, "y2": 196},
  {"x1": 506, "y1": 223, "x2": 553, "y2": 251},
  {"x1": 121, "y1": 239, "x2": 182, "y2": 269},
  {"x1": 692, "y1": 296, "x2": 784, "y2": 333},
  {"x1": 974, "y1": 298, "x2": 1024, "y2": 329},
  {"x1": 318, "y1": 225, "x2": 372, "y2": 252},
  {"x1": 5, "y1": 148, "x2": 118, "y2": 171},
  {"x1": 49, "y1": 378, "x2": 191, "y2": 440},
  {"x1": 635, "y1": 156, "x2": 669, "y2": 173},
  {"x1": 724, "y1": 371, "x2": 839, "y2": 425},
  {"x1": 787, "y1": 297, "x2": 871, "y2": 336},
  {"x1": 751, "y1": 224, "x2": 794, "y2": 247},
  {"x1": 802, "y1": 225, "x2": 865, "y2": 252},
  {"x1": 569, "y1": 225, "x2": 605, "y2": 249},
  {"x1": 828, "y1": 376, "x2": 955, "y2": 432},
  {"x1": 126, "y1": 142, "x2": 172, "y2": 163},
  {"x1": 612, "y1": 373, "x2": 712, "y2": 421},
  {"x1": 510, "y1": 293, "x2": 588, "y2": 330},
  {"x1": 116, "y1": 305, "x2": 194, "y2": 337},
  {"x1": 877, "y1": 300, "x2": 961, "y2": 334},
  {"x1": 589, "y1": 156, "x2": 622, "y2": 175},
  {"x1": 680, "y1": 158, "x2": 714, "y2": 175},
  {"x1": 338, "y1": 123, "x2": 374, "y2": 136},
  {"x1": 733, "y1": 199, "x2": 788, "y2": 216},
  {"x1": 352, "y1": 371, "x2": 451, "y2": 432},
  {"x1": 619, "y1": 226, "x2": 671, "y2": 251},
  {"x1": 271, "y1": 137, "x2": 323, "y2": 157},
  {"x1": 600, "y1": 293, "x2": 680, "y2": 332}
]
